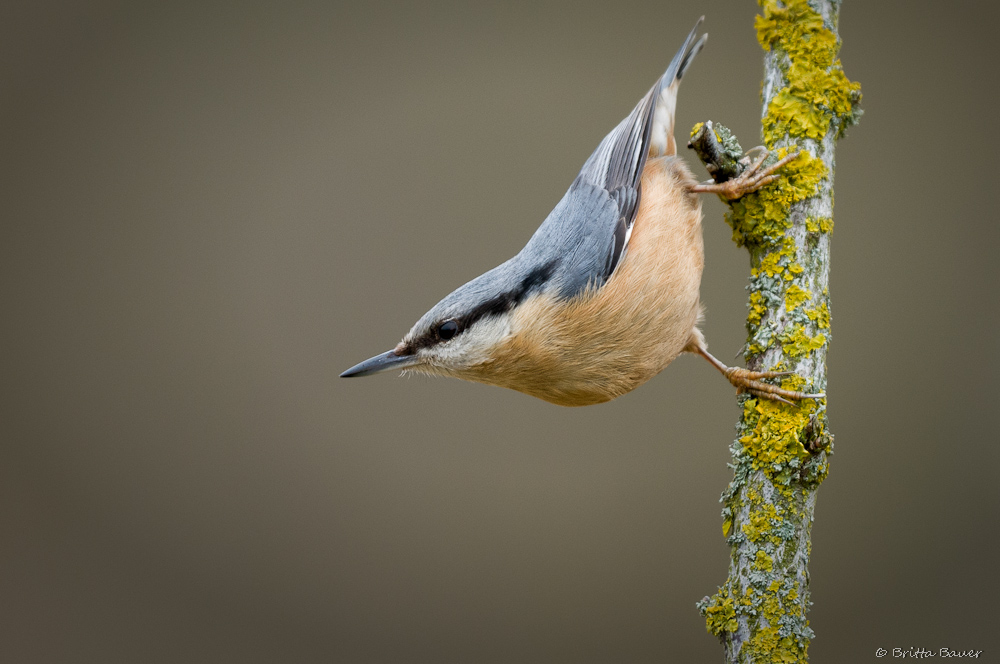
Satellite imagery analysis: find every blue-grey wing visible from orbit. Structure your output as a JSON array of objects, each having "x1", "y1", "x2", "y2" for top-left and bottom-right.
[
  {"x1": 519, "y1": 181, "x2": 622, "y2": 299},
  {"x1": 528, "y1": 19, "x2": 706, "y2": 299}
]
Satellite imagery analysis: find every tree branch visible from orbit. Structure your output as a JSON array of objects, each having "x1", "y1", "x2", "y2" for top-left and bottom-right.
[{"x1": 690, "y1": 1, "x2": 860, "y2": 662}]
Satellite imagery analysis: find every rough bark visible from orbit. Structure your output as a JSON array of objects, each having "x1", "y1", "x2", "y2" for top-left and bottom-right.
[{"x1": 690, "y1": 2, "x2": 860, "y2": 662}]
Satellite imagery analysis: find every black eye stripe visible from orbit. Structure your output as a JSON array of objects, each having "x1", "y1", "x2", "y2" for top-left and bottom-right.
[
  {"x1": 459, "y1": 259, "x2": 559, "y2": 328},
  {"x1": 413, "y1": 258, "x2": 559, "y2": 351}
]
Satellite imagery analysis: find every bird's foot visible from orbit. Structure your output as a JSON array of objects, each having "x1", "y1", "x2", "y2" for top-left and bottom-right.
[
  {"x1": 723, "y1": 367, "x2": 824, "y2": 406},
  {"x1": 695, "y1": 347, "x2": 823, "y2": 406},
  {"x1": 689, "y1": 149, "x2": 802, "y2": 201}
]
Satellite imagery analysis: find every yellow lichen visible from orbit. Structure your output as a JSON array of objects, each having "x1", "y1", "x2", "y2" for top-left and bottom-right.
[
  {"x1": 727, "y1": 151, "x2": 827, "y2": 248},
  {"x1": 764, "y1": 89, "x2": 830, "y2": 142},
  {"x1": 742, "y1": 501, "x2": 783, "y2": 545},
  {"x1": 741, "y1": 579, "x2": 810, "y2": 664},
  {"x1": 804, "y1": 301, "x2": 831, "y2": 329},
  {"x1": 704, "y1": 5, "x2": 853, "y2": 661},
  {"x1": 754, "y1": 550, "x2": 774, "y2": 572},
  {"x1": 702, "y1": 589, "x2": 739, "y2": 636},
  {"x1": 755, "y1": 0, "x2": 826, "y2": 51},
  {"x1": 748, "y1": 291, "x2": 768, "y2": 326},
  {"x1": 779, "y1": 325, "x2": 826, "y2": 358},
  {"x1": 752, "y1": 236, "x2": 801, "y2": 280},
  {"x1": 779, "y1": 373, "x2": 807, "y2": 393},
  {"x1": 805, "y1": 216, "x2": 834, "y2": 233},
  {"x1": 756, "y1": 0, "x2": 862, "y2": 146},
  {"x1": 784, "y1": 284, "x2": 810, "y2": 311},
  {"x1": 739, "y1": 397, "x2": 815, "y2": 478}
]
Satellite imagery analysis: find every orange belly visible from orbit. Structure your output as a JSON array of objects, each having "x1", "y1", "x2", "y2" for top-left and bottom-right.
[{"x1": 470, "y1": 156, "x2": 705, "y2": 406}]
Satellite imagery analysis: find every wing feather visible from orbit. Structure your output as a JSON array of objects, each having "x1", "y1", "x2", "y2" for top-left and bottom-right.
[{"x1": 517, "y1": 19, "x2": 706, "y2": 301}]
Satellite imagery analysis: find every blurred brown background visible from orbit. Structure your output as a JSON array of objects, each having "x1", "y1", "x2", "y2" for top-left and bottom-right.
[{"x1": 2, "y1": 1, "x2": 997, "y2": 662}]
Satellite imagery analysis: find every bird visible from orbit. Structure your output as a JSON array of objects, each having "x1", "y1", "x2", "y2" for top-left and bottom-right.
[{"x1": 341, "y1": 18, "x2": 822, "y2": 407}]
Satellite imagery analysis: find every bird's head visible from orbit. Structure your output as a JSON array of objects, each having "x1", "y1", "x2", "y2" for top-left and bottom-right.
[{"x1": 341, "y1": 257, "x2": 558, "y2": 381}]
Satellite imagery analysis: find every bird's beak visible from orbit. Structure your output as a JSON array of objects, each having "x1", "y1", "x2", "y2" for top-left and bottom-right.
[{"x1": 340, "y1": 348, "x2": 420, "y2": 378}]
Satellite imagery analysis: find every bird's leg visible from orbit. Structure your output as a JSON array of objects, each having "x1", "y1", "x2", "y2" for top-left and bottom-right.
[
  {"x1": 695, "y1": 347, "x2": 824, "y2": 406},
  {"x1": 689, "y1": 149, "x2": 802, "y2": 201}
]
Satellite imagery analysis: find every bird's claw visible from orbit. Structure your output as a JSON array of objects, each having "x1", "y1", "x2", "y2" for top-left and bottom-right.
[
  {"x1": 739, "y1": 145, "x2": 768, "y2": 167},
  {"x1": 723, "y1": 367, "x2": 824, "y2": 405},
  {"x1": 690, "y1": 148, "x2": 802, "y2": 200}
]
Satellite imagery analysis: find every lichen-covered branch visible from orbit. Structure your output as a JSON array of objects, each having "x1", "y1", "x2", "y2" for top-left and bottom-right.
[
  {"x1": 688, "y1": 121, "x2": 747, "y2": 185},
  {"x1": 690, "y1": 1, "x2": 860, "y2": 662}
]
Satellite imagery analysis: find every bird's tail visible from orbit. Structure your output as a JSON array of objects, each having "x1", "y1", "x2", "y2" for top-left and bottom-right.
[{"x1": 650, "y1": 18, "x2": 707, "y2": 157}]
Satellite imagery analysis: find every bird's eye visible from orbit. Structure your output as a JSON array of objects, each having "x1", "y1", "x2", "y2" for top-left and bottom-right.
[{"x1": 438, "y1": 320, "x2": 460, "y2": 340}]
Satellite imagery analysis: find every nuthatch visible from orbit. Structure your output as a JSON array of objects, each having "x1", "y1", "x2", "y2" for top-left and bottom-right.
[{"x1": 342, "y1": 18, "x2": 822, "y2": 407}]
